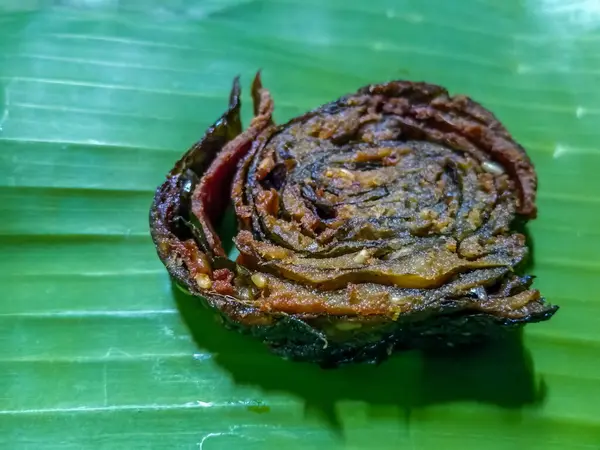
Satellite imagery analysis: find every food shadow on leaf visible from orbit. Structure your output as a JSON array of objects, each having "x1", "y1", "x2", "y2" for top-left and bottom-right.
[{"x1": 173, "y1": 282, "x2": 547, "y2": 432}]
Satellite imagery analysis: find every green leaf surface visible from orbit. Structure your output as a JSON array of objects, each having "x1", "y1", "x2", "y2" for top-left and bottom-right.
[{"x1": 1, "y1": 1, "x2": 600, "y2": 448}]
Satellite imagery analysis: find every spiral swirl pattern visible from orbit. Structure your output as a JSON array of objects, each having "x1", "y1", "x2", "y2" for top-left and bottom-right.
[{"x1": 150, "y1": 75, "x2": 557, "y2": 365}]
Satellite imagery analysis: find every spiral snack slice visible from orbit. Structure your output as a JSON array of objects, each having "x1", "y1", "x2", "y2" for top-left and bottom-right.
[{"x1": 150, "y1": 74, "x2": 557, "y2": 366}]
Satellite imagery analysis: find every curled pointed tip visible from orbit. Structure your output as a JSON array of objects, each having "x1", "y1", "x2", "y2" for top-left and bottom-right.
[
  {"x1": 251, "y1": 70, "x2": 264, "y2": 115},
  {"x1": 229, "y1": 75, "x2": 242, "y2": 109},
  {"x1": 252, "y1": 69, "x2": 263, "y2": 91}
]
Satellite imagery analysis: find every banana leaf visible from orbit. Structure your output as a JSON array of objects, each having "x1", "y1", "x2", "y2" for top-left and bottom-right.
[{"x1": 1, "y1": 1, "x2": 599, "y2": 448}]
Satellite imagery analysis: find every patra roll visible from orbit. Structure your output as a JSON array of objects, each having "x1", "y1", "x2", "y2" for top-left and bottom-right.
[{"x1": 150, "y1": 74, "x2": 557, "y2": 366}]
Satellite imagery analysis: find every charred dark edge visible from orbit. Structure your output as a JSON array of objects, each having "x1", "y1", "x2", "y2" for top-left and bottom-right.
[
  {"x1": 189, "y1": 289, "x2": 558, "y2": 367},
  {"x1": 149, "y1": 77, "x2": 242, "y2": 291}
]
